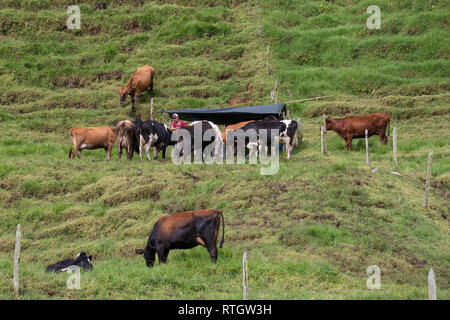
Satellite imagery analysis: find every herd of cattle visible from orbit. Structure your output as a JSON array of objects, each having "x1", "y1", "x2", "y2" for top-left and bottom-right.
[
  {"x1": 69, "y1": 118, "x2": 301, "y2": 161},
  {"x1": 56, "y1": 65, "x2": 394, "y2": 271}
]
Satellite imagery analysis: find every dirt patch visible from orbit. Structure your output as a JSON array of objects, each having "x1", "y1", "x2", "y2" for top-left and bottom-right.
[
  {"x1": 95, "y1": 70, "x2": 124, "y2": 81},
  {"x1": 94, "y1": 2, "x2": 107, "y2": 10},
  {"x1": 88, "y1": 25, "x2": 101, "y2": 36},
  {"x1": 124, "y1": 19, "x2": 141, "y2": 33},
  {"x1": 182, "y1": 172, "x2": 200, "y2": 182},
  {"x1": 52, "y1": 75, "x2": 86, "y2": 88}
]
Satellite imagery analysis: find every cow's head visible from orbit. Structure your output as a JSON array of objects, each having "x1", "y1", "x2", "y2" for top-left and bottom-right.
[
  {"x1": 118, "y1": 87, "x2": 128, "y2": 106},
  {"x1": 76, "y1": 252, "x2": 93, "y2": 270},
  {"x1": 135, "y1": 248, "x2": 154, "y2": 268},
  {"x1": 324, "y1": 118, "x2": 333, "y2": 131}
]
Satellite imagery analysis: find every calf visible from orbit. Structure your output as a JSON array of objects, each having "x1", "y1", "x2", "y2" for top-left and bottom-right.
[
  {"x1": 115, "y1": 120, "x2": 139, "y2": 160},
  {"x1": 135, "y1": 209, "x2": 225, "y2": 267},
  {"x1": 69, "y1": 126, "x2": 116, "y2": 160},
  {"x1": 45, "y1": 252, "x2": 93, "y2": 273},
  {"x1": 172, "y1": 120, "x2": 223, "y2": 160},
  {"x1": 238, "y1": 120, "x2": 298, "y2": 159},
  {"x1": 325, "y1": 112, "x2": 390, "y2": 151}
]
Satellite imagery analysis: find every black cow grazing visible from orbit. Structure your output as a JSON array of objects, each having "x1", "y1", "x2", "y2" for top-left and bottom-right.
[
  {"x1": 172, "y1": 120, "x2": 223, "y2": 160},
  {"x1": 134, "y1": 119, "x2": 175, "y2": 160},
  {"x1": 238, "y1": 120, "x2": 298, "y2": 159},
  {"x1": 115, "y1": 120, "x2": 140, "y2": 160},
  {"x1": 45, "y1": 252, "x2": 93, "y2": 273},
  {"x1": 135, "y1": 209, "x2": 225, "y2": 267}
]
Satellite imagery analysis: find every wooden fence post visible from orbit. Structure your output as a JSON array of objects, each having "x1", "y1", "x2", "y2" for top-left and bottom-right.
[
  {"x1": 365, "y1": 129, "x2": 370, "y2": 167},
  {"x1": 266, "y1": 45, "x2": 270, "y2": 76},
  {"x1": 243, "y1": 252, "x2": 248, "y2": 300},
  {"x1": 13, "y1": 224, "x2": 21, "y2": 296},
  {"x1": 428, "y1": 268, "x2": 437, "y2": 300},
  {"x1": 274, "y1": 80, "x2": 278, "y2": 104},
  {"x1": 424, "y1": 152, "x2": 433, "y2": 209},
  {"x1": 294, "y1": 118, "x2": 301, "y2": 147},
  {"x1": 321, "y1": 125, "x2": 325, "y2": 153},
  {"x1": 150, "y1": 98, "x2": 154, "y2": 121},
  {"x1": 322, "y1": 114, "x2": 327, "y2": 154},
  {"x1": 393, "y1": 127, "x2": 398, "y2": 171},
  {"x1": 289, "y1": 90, "x2": 293, "y2": 120}
]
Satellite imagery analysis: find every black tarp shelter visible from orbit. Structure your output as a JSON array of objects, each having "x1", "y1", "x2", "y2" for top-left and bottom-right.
[{"x1": 160, "y1": 103, "x2": 286, "y2": 125}]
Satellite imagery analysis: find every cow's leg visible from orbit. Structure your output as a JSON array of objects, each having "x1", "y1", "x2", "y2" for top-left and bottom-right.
[
  {"x1": 144, "y1": 248, "x2": 156, "y2": 268},
  {"x1": 346, "y1": 135, "x2": 353, "y2": 151},
  {"x1": 379, "y1": 130, "x2": 388, "y2": 144},
  {"x1": 205, "y1": 241, "x2": 218, "y2": 264},
  {"x1": 117, "y1": 144, "x2": 122, "y2": 160},
  {"x1": 106, "y1": 144, "x2": 112, "y2": 161},
  {"x1": 130, "y1": 95, "x2": 137, "y2": 114},
  {"x1": 139, "y1": 137, "x2": 145, "y2": 161},
  {"x1": 126, "y1": 145, "x2": 133, "y2": 160},
  {"x1": 144, "y1": 143, "x2": 151, "y2": 161},
  {"x1": 162, "y1": 146, "x2": 167, "y2": 160},
  {"x1": 153, "y1": 146, "x2": 159, "y2": 160},
  {"x1": 157, "y1": 247, "x2": 169, "y2": 264},
  {"x1": 72, "y1": 144, "x2": 81, "y2": 159}
]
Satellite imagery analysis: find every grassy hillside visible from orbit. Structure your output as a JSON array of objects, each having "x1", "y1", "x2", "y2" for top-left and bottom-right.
[{"x1": 0, "y1": 0, "x2": 449, "y2": 299}]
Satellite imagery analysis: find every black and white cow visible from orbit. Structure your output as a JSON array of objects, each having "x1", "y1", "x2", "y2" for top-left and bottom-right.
[
  {"x1": 45, "y1": 252, "x2": 93, "y2": 273},
  {"x1": 238, "y1": 120, "x2": 298, "y2": 159},
  {"x1": 172, "y1": 120, "x2": 223, "y2": 160},
  {"x1": 134, "y1": 119, "x2": 175, "y2": 160}
]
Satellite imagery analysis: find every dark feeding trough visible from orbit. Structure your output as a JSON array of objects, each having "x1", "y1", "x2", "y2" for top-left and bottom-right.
[{"x1": 160, "y1": 103, "x2": 287, "y2": 125}]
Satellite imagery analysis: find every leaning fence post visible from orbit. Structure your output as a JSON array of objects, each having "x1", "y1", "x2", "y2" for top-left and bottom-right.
[
  {"x1": 428, "y1": 268, "x2": 437, "y2": 300},
  {"x1": 13, "y1": 224, "x2": 22, "y2": 296},
  {"x1": 322, "y1": 114, "x2": 327, "y2": 154},
  {"x1": 393, "y1": 127, "x2": 398, "y2": 171},
  {"x1": 150, "y1": 98, "x2": 154, "y2": 121},
  {"x1": 365, "y1": 129, "x2": 370, "y2": 167},
  {"x1": 424, "y1": 152, "x2": 433, "y2": 209},
  {"x1": 243, "y1": 252, "x2": 248, "y2": 300}
]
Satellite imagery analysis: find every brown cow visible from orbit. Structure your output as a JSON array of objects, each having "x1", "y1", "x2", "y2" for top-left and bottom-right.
[
  {"x1": 115, "y1": 120, "x2": 139, "y2": 160},
  {"x1": 68, "y1": 126, "x2": 116, "y2": 160},
  {"x1": 221, "y1": 120, "x2": 254, "y2": 143},
  {"x1": 325, "y1": 112, "x2": 390, "y2": 151},
  {"x1": 135, "y1": 209, "x2": 224, "y2": 267},
  {"x1": 118, "y1": 65, "x2": 155, "y2": 114}
]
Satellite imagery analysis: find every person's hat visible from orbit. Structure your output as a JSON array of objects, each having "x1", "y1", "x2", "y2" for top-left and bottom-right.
[{"x1": 172, "y1": 113, "x2": 179, "y2": 119}]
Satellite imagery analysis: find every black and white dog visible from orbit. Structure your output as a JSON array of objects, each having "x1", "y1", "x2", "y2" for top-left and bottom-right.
[{"x1": 45, "y1": 252, "x2": 93, "y2": 273}]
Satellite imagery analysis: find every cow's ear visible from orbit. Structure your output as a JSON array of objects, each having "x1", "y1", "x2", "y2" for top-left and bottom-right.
[
  {"x1": 135, "y1": 249, "x2": 145, "y2": 255},
  {"x1": 88, "y1": 255, "x2": 92, "y2": 261}
]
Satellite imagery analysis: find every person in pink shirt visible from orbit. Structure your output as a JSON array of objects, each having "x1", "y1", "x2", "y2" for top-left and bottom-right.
[{"x1": 170, "y1": 113, "x2": 187, "y2": 130}]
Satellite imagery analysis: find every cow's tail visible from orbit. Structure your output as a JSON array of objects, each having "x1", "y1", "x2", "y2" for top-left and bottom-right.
[
  {"x1": 218, "y1": 211, "x2": 225, "y2": 249},
  {"x1": 68, "y1": 129, "x2": 73, "y2": 159}
]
